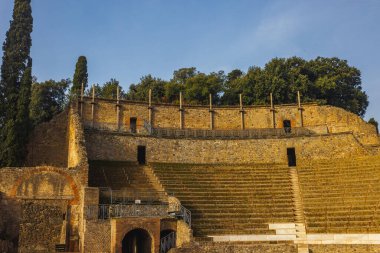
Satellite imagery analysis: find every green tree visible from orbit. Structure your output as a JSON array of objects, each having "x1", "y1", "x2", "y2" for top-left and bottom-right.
[
  {"x1": 368, "y1": 118, "x2": 379, "y2": 135},
  {"x1": 307, "y1": 57, "x2": 368, "y2": 117},
  {"x1": 221, "y1": 69, "x2": 244, "y2": 105},
  {"x1": 0, "y1": 0, "x2": 33, "y2": 167},
  {"x1": 71, "y1": 56, "x2": 88, "y2": 96},
  {"x1": 184, "y1": 71, "x2": 225, "y2": 105},
  {"x1": 29, "y1": 79, "x2": 70, "y2": 126},
  {"x1": 98, "y1": 79, "x2": 125, "y2": 99},
  {"x1": 126, "y1": 75, "x2": 166, "y2": 102}
]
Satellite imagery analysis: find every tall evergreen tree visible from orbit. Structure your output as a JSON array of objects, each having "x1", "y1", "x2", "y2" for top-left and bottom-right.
[
  {"x1": 0, "y1": 0, "x2": 33, "y2": 167},
  {"x1": 71, "y1": 56, "x2": 88, "y2": 96}
]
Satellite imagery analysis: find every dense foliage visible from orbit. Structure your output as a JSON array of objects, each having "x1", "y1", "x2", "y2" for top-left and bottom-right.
[
  {"x1": 29, "y1": 79, "x2": 70, "y2": 126},
  {"x1": 124, "y1": 57, "x2": 368, "y2": 117},
  {"x1": 0, "y1": 0, "x2": 33, "y2": 166},
  {"x1": 71, "y1": 56, "x2": 88, "y2": 96}
]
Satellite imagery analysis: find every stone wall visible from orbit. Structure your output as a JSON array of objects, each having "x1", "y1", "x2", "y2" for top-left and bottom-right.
[
  {"x1": 26, "y1": 110, "x2": 68, "y2": 167},
  {"x1": 85, "y1": 131, "x2": 368, "y2": 164},
  {"x1": 83, "y1": 220, "x2": 111, "y2": 253},
  {"x1": 0, "y1": 193, "x2": 20, "y2": 253},
  {"x1": 18, "y1": 200, "x2": 67, "y2": 253},
  {"x1": 309, "y1": 244, "x2": 380, "y2": 253},
  {"x1": 169, "y1": 243, "x2": 297, "y2": 253},
  {"x1": 81, "y1": 98, "x2": 379, "y2": 145},
  {"x1": 68, "y1": 105, "x2": 89, "y2": 170},
  {"x1": 0, "y1": 166, "x2": 85, "y2": 252},
  {"x1": 111, "y1": 217, "x2": 161, "y2": 253}
]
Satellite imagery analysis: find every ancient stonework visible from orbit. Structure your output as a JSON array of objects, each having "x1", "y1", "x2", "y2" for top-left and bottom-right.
[{"x1": 0, "y1": 98, "x2": 379, "y2": 253}]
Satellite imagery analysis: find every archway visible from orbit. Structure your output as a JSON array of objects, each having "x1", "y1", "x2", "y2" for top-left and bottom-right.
[{"x1": 122, "y1": 228, "x2": 152, "y2": 253}]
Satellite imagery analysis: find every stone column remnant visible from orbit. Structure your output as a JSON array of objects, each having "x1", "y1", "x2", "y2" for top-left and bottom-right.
[
  {"x1": 179, "y1": 92, "x2": 184, "y2": 129},
  {"x1": 270, "y1": 93, "x2": 276, "y2": 128},
  {"x1": 239, "y1": 93, "x2": 245, "y2": 130},
  {"x1": 116, "y1": 85, "x2": 121, "y2": 131},
  {"x1": 91, "y1": 84, "x2": 96, "y2": 127},
  {"x1": 148, "y1": 89, "x2": 153, "y2": 126},
  {"x1": 297, "y1": 91, "x2": 304, "y2": 127},
  {"x1": 209, "y1": 94, "x2": 214, "y2": 130}
]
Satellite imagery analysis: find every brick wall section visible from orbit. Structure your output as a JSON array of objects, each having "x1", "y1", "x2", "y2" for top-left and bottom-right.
[
  {"x1": 111, "y1": 218, "x2": 161, "y2": 253},
  {"x1": 18, "y1": 200, "x2": 66, "y2": 253},
  {"x1": 83, "y1": 220, "x2": 111, "y2": 253},
  {"x1": 26, "y1": 110, "x2": 69, "y2": 167},
  {"x1": 0, "y1": 166, "x2": 85, "y2": 252},
  {"x1": 81, "y1": 97, "x2": 379, "y2": 145},
  {"x1": 85, "y1": 131, "x2": 368, "y2": 164}
]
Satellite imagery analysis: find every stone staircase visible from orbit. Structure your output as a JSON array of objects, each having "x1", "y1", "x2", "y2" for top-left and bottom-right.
[
  {"x1": 297, "y1": 156, "x2": 380, "y2": 233},
  {"x1": 88, "y1": 160, "x2": 168, "y2": 203},
  {"x1": 151, "y1": 163, "x2": 295, "y2": 237}
]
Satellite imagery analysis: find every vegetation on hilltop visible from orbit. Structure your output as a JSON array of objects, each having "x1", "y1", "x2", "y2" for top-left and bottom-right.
[
  {"x1": 123, "y1": 57, "x2": 368, "y2": 117},
  {"x1": 0, "y1": 0, "x2": 33, "y2": 166}
]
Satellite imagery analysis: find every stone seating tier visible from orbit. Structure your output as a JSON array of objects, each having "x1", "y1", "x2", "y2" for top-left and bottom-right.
[
  {"x1": 151, "y1": 163, "x2": 294, "y2": 237},
  {"x1": 297, "y1": 156, "x2": 380, "y2": 233}
]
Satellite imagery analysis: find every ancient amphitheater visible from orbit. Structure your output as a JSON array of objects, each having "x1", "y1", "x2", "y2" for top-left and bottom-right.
[{"x1": 0, "y1": 92, "x2": 380, "y2": 253}]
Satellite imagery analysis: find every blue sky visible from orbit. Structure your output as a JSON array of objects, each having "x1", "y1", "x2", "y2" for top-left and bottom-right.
[{"x1": 0, "y1": 0, "x2": 379, "y2": 120}]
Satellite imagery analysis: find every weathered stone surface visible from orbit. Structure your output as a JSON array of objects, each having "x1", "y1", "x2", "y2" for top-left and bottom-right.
[
  {"x1": 309, "y1": 244, "x2": 380, "y2": 253},
  {"x1": 85, "y1": 131, "x2": 368, "y2": 164},
  {"x1": 26, "y1": 110, "x2": 68, "y2": 167},
  {"x1": 18, "y1": 200, "x2": 66, "y2": 253},
  {"x1": 81, "y1": 98, "x2": 379, "y2": 145}
]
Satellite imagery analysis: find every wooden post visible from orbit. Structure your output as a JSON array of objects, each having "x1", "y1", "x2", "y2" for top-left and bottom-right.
[
  {"x1": 148, "y1": 89, "x2": 153, "y2": 126},
  {"x1": 297, "y1": 91, "x2": 304, "y2": 127},
  {"x1": 209, "y1": 93, "x2": 214, "y2": 130},
  {"x1": 116, "y1": 86, "x2": 121, "y2": 131},
  {"x1": 270, "y1": 93, "x2": 276, "y2": 128},
  {"x1": 239, "y1": 94, "x2": 245, "y2": 130},
  {"x1": 179, "y1": 92, "x2": 184, "y2": 129},
  {"x1": 91, "y1": 84, "x2": 96, "y2": 127}
]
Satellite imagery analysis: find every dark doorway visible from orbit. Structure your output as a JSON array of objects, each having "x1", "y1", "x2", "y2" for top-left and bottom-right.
[
  {"x1": 287, "y1": 148, "x2": 296, "y2": 167},
  {"x1": 130, "y1": 117, "x2": 137, "y2": 133},
  {"x1": 122, "y1": 229, "x2": 152, "y2": 253},
  {"x1": 283, "y1": 120, "x2": 291, "y2": 133},
  {"x1": 138, "y1": 146, "x2": 146, "y2": 165}
]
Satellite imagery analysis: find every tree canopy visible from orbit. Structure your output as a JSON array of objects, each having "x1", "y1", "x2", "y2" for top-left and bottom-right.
[
  {"x1": 29, "y1": 79, "x2": 70, "y2": 126},
  {"x1": 71, "y1": 56, "x2": 88, "y2": 96},
  {"x1": 123, "y1": 57, "x2": 368, "y2": 117},
  {"x1": 0, "y1": 0, "x2": 33, "y2": 166}
]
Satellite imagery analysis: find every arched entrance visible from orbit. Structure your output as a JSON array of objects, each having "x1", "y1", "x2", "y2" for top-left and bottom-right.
[{"x1": 122, "y1": 228, "x2": 152, "y2": 253}]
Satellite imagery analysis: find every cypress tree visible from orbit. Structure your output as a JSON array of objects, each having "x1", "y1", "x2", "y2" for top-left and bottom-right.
[
  {"x1": 0, "y1": 0, "x2": 33, "y2": 167},
  {"x1": 71, "y1": 56, "x2": 88, "y2": 96}
]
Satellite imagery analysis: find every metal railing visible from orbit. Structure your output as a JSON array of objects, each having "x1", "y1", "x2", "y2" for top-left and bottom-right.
[
  {"x1": 84, "y1": 120, "x2": 314, "y2": 139},
  {"x1": 144, "y1": 120, "x2": 153, "y2": 134},
  {"x1": 168, "y1": 203, "x2": 191, "y2": 228},
  {"x1": 86, "y1": 204, "x2": 168, "y2": 220},
  {"x1": 152, "y1": 127, "x2": 313, "y2": 139},
  {"x1": 99, "y1": 187, "x2": 168, "y2": 205},
  {"x1": 160, "y1": 232, "x2": 176, "y2": 253}
]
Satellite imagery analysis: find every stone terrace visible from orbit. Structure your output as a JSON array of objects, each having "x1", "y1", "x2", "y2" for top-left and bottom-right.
[
  {"x1": 297, "y1": 156, "x2": 380, "y2": 233},
  {"x1": 88, "y1": 160, "x2": 167, "y2": 204},
  {"x1": 151, "y1": 163, "x2": 295, "y2": 237}
]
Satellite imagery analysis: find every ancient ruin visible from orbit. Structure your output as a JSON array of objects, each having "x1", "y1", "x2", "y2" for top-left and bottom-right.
[{"x1": 0, "y1": 90, "x2": 379, "y2": 253}]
